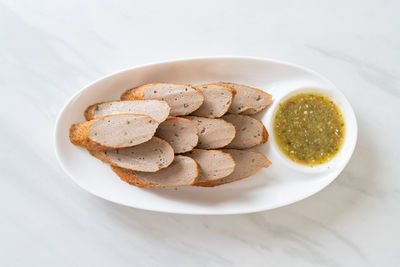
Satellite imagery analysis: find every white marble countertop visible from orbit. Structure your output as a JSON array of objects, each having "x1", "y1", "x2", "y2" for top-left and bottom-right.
[{"x1": 1, "y1": 0, "x2": 399, "y2": 266}]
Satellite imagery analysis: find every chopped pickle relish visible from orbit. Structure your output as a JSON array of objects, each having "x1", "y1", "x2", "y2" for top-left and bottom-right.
[{"x1": 273, "y1": 93, "x2": 345, "y2": 166}]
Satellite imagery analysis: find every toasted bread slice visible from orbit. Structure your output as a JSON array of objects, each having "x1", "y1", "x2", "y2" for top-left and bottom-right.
[
  {"x1": 89, "y1": 137, "x2": 174, "y2": 172},
  {"x1": 185, "y1": 116, "x2": 236, "y2": 149},
  {"x1": 69, "y1": 114, "x2": 158, "y2": 151},
  {"x1": 111, "y1": 155, "x2": 200, "y2": 187},
  {"x1": 84, "y1": 100, "x2": 170, "y2": 122},
  {"x1": 223, "y1": 114, "x2": 268, "y2": 149},
  {"x1": 184, "y1": 149, "x2": 236, "y2": 184},
  {"x1": 196, "y1": 149, "x2": 271, "y2": 187},
  {"x1": 191, "y1": 84, "x2": 236, "y2": 118},
  {"x1": 155, "y1": 117, "x2": 198, "y2": 153},
  {"x1": 215, "y1": 82, "x2": 272, "y2": 114},
  {"x1": 121, "y1": 83, "x2": 204, "y2": 116}
]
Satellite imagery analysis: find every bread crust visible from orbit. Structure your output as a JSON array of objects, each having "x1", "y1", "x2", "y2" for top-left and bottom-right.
[
  {"x1": 120, "y1": 85, "x2": 145, "y2": 100},
  {"x1": 88, "y1": 149, "x2": 110, "y2": 163},
  {"x1": 84, "y1": 105, "x2": 96, "y2": 120},
  {"x1": 241, "y1": 107, "x2": 257, "y2": 115},
  {"x1": 261, "y1": 124, "x2": 269, "y2": 144},
  {"x1": 69, "y1": 121, "x2": 115, "y2": 151},
  {"x1": 111, "y1": 165, "x2": 159, "y2": 187}
]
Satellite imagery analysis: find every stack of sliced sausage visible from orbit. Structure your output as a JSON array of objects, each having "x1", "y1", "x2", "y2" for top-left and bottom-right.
[{"x1": 69, "y1": 82, "x2": 272, "y2": 188}]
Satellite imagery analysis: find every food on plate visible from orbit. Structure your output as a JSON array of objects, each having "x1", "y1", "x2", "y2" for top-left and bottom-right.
[
  {"x1": 155, "y1": 117, "x2": 198, "y2": 153},
  {"x1": 185, "y1": 116, "x2": 236, "y2": 149},
  {"x1": 121, "y1": 82, "x2": 204, "y2": 116},
  {"x1": 88, "y1": 137, "x2": 174, "y2": 172},
  {"x1": 84, "y1": 100, "x2": 170, "y2": 122},
  {"x1": 191, "y1": 84, "x2": 236, "y2": 118},
  {"x1": 197, "y1": 149, "x2": 271, "y2": 187},
  {"x1": 111, "y1": 155, "x2": 200, "y2": 187},
  {"x1": 69, "y1": 80, "x2": 272, "y2": 188},
  {"x1": 223, "y1": 114, "x2": 268, "y2": 149},
  {"x1": 215, "y1": 82, "x2": 272, "y2": 114},
  {"x1": 184, "y1": 149, "x2": 236, "y2": 184},
  {"x1": 274, "y1": 93, "x2": 345, "y2": 166},
  {"x1": 69, "y1": 114, "x2": 159, "y2": 150}
]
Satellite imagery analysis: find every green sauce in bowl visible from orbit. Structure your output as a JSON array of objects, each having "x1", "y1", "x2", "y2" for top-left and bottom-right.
[{"x1": 274, "y1": 93, "x2": 345, "y2": 166}]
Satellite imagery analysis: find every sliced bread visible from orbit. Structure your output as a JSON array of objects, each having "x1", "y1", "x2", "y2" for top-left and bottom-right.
[
  {"x1": 184, "y1": 149, "x2": 236, "y2": 184},
  {"x1": 191, "y1": 84, "x2": 236, "y2": 118},
  {"x1": 111, "y1": 155, "x2": 200, "y2": 187},
  {"x1": 155, "y1": 117, "x2": 198, "y2": 153},
  {"x1": 89, "y1": 137, "x2": 174, "y2": 172},
  {"x1": 121, "y1": 83, "x2": 204, "y2": 116},
  {"x1": 84, "y1": 100, "x2": 170, "y2": 122},
  {"x1": 69, "y1": 114, "x2": 158, "y2": 150},
  {"x1": 196, "y1": 149, "x2": 271, "y2": 187},
  {"x1": 185, "y1": 116, "x2": 236, "y2": 149},
  {"x1": 215, "y1": 82, "x2": 272, "y2": 114},
  {"x1": 223, "y1": 114, "x2": 268, "y2": 149}
]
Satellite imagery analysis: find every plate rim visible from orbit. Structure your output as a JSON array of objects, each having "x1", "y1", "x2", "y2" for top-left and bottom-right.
[{"x1": 54, "y1": 56, "x2": 358, "y2": 215}]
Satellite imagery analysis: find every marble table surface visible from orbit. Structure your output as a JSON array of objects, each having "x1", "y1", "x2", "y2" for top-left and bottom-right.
[{"x1": 1, "y1": 0, "x2": 399, "y2": 266}]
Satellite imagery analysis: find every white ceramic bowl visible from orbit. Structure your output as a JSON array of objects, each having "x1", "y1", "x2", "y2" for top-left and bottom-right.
[{"x1": 55, "y1": 57, "x2": 357, "y2": 215}]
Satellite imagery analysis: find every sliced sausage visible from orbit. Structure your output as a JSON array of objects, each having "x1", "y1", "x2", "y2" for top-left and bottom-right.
[
  {"x1": 191, "y1": 84, "x2": 236, "y2": 118},
  {"x1": 89, "y1": 137, "x2": 174, "y2": 172},
  {"x1": 121, "y1": 83, "x2": 204, "y2": 116},
  {"x1": 111, "y1": 155, "x2": 200, "y2": 187},
  {"x1": 196, "y1": 149, "x2": 271, "y2": 187},
  {"x1": 155, "y1": 117, "x2": 198, "y2": 153},
  {"x1": 185, "y1": 116, "x2": 235, "y2": 149},
  {"x1": 184, "y1": 149, "x2": 236, "y2": 184},
  {"x1": 84, "y1": 100, "x2": 170, "y2": 122},
  {"x1": 69, "y1": 114, "x2": 158, "y2": 150},
  {"x1": 223, "y1": 114, "x2": 268, "y2": 149},
  {"x1": 215, "y1": 82, "x2": 272, "y2": 114}
]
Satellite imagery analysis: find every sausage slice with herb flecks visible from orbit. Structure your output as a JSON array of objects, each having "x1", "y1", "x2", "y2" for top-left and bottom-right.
[
  {"x1": 155, "y1": 117, "x2": 198, "y2": 153},
  {"x1": 111, "y1": 155, "x2": 200, "y2": 187},
  {"x1": 184, "y1": 149, "x2": 236, "y2": 184},
  {"x1": 191, "y1": 84, "x2": 236, "y2": 118},
  {"x1": 185, "y1": 116, "x2": 236, "y2": 149},
  {"x1": 196, "y1": 149, "x2": 271, "y2": 187},
  {"x1": 223, "y1": 114, "x2": 268, "y2": 149},
  {"x1": 84, "y1": 100, "x2": 170, "y2": 123},
  {"x1": 69, "y1": 114, "x2": 159, "y2": 151},
  {"x1": 89, "y1": 137, "x2": 174, "y2": 172},
  {"x1": 121, "y1": 83, "x2": 204, "y2": 116},
  {"x1": 215, "y1": 82, "x2": 272, "y2": 114}
]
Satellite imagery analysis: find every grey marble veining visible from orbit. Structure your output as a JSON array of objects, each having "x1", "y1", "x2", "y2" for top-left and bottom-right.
[{"x1": 0, "y1": 0, "x2": 399, "y2": 266}]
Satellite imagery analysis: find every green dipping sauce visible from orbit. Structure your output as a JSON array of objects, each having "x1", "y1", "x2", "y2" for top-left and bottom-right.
[{"x1": 273, "y1": 93, "x2": 345, "y2": 166}]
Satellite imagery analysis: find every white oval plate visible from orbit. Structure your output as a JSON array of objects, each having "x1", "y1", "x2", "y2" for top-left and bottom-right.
[{"x1": 55, "y1": 57, "x2": 357, "y2": 215}]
